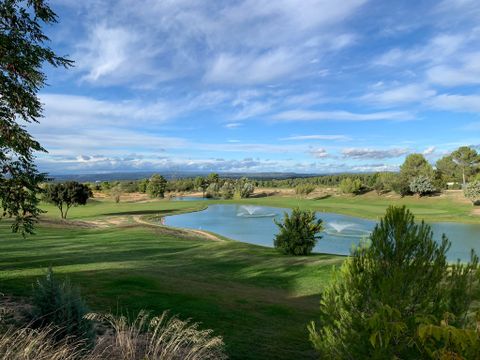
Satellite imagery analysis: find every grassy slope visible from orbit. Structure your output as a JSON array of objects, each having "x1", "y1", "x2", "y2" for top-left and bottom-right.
[{"x1": 0, "y1": 199, "x2": 343, "y2": 359}]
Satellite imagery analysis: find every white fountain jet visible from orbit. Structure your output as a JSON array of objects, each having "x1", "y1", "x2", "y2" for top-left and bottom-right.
[
  {"x1": 241, "y1": 205, "x2": 261, "y2": 215},
  {"x1": 329, "y1": 222, "x2": 354, "y2": 233}
]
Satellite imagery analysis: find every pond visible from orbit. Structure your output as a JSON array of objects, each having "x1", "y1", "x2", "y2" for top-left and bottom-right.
[
  {"x1": 164, "y1": 204, "x2": 480, "y2": 262},
  {"x1": 172, "y1": 196, "x2": 211, "y2": 201}
]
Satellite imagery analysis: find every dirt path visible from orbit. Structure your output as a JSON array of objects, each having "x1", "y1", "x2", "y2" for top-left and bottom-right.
[{"x1": 132, "y1": 215, "x2": 224, "y2": 242}]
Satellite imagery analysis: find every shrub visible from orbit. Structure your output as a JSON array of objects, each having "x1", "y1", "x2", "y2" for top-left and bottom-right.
[
  {"x1": 464, "y1": 180, "x2": 480, "y2": 205},
  {"x1": 295, "y1": 184, "x2": 316, "y2": 197},
  {"x1": 308, "y1": 206, "x2": 480, "y2": 359},
  {"x1": 274, "y1": 208, "x2": 323, "y2": 255},
  {"x1": 220, "y1": 181, "x2": 235, "y2": 199},
  {"x1": 205, "y1": 183, "x2": 220, "y2": 198},
  {"x1": 391, "y1": 176, "x2": 411, "y2": 196},
  {"x1": 374, "y1": 172, "x2": 398, "y2": 194},
  {"x1": 237, "y1": 179, "x2": 255, "y2": 198},
  {"x1": 339, "y1": 178, "x2": 362, "y2": 194},
  {"x1": 30, "y1": 268, "x2": 94, "y2": 345},
  {"x1": 110, "y1": 185, "x2": 122, "y2": 203},
  {"x1": 409, "y1": 175, "x2": 436, "y2": 196},
  {"x1": 88, "y1": 311, "x2": 227, "y2": 360}
]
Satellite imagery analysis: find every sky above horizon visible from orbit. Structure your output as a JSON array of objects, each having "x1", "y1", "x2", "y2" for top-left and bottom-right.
[{"x1": 32, "y1": 0, "x2": 480, "y2": 174}]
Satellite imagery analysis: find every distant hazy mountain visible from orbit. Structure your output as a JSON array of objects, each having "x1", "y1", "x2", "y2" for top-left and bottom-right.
[{"x1": 49, "y1": 171, "x2": 321, "y2": 182}]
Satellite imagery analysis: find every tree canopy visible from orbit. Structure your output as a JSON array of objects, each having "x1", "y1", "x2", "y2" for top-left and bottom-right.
[
  {"x1": 451, "y1": 146, "x2": 480, "y2": 186},
  {"x1": 147, "y1": 174, "x2": 167, "y2": 198},
  {"x1": 43, "y1": 182, "x2": 92, "y2": 219},
  {"x1": 274, "y1": 208, "x2": 323, "y2": 255},
  {"x1": 0, "y1": 0, "x2": 72, "y2": 233},
  {"x1": 400, "y1": 154, "x2": 433, "y2": 180}
]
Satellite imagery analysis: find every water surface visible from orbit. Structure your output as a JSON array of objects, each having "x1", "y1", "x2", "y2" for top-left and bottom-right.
[{"x1": 164, "y1": 204, "x2": 480, "y2": 262}]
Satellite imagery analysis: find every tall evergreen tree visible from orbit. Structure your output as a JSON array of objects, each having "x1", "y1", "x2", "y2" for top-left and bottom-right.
[
  {"x1": 451, "y1": 146, "x2": 480, "y2": 187},
  {"x1": 1, "y1": 0, "x2": 72, "y2": 233},
  {"x1": 309, "y1": 206, "x2": 479, "y2": 359}
]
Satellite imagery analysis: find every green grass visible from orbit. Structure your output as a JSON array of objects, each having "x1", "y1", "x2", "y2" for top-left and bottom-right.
[
  {"x1": 216, "y1": 192, "x2": 479, "y2": 224},
  {"x1": 0, "y1": 200, "x2": 343, "y2": 359}
]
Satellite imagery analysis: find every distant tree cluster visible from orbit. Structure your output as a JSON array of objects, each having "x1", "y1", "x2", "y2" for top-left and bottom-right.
[
  {"x1": 256, "y1": 173, "x2": 378, "y2": 189},
  {"x1": 93, "y1": 173, "x2": 256, "y2": 200}
]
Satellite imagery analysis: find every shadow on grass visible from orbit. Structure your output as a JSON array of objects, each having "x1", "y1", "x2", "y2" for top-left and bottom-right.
[{"x1": 312, "y1": 194, "x2": 332, "y2": 200}]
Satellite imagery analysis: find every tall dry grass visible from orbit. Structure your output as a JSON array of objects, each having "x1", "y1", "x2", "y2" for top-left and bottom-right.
[
  {"x1": 0, "y1": 310, "x2": 227, "y2": 359},
  {"x1": 88, "y1": 310, "x2": 227, "y2": 360},
  {"x1": 0, "y1": 325, "x2": 97, "y2": 360}
]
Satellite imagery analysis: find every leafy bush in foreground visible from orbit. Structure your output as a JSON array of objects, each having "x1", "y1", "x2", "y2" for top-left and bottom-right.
[
  {"x1": 30, "y1": 268, "x2": 94, "y2": 345},
  {"x1": 309, "y1": 206, "x2": 480, "y2": 359},
  {"x1": 274, "y1": 208, "x2": 323, "y2": 255}
]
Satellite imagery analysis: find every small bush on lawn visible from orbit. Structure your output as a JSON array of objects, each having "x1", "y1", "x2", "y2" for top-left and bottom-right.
[
  {"x1": 29, "y1": 268, "x2": 94, "y2": 345},
  {"x1": 274, "y1": 208, "x2": 323, "y2": 255}
]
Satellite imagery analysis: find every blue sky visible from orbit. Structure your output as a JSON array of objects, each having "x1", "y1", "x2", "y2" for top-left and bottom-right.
[{"x1": 32, "y1": 0, "x2": 480, "y2": 174}]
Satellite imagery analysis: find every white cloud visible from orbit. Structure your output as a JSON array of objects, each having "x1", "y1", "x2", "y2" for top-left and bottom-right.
[
  {"x1": 272, "y1": 110, "x2": 414, "y2": 121},
  {"x1": 423, "y1": 146, "x2": 436, "y2": 155},
  {"x1": 427, "y1": 52, "x2": 480, "y2": 86},
  {"x1": 309, "y1": 148, "x2": 330, "y2": 158},
  {"x1": 341, "y1": 148, "x2": 409, "y2": 159},
  {"x1": 64, "y1": 0, "x2": 368, "y2": 86},
  {"x1": 224, "y1": 122, "x2": 243, "y2": 128},
  {"x1": 204, "y1": 49, "x2": 302, "y2": 85},
  {"x1": 281, "y1": 134, "x2": 350, "y2": 141},
  {"x1": 361, "y1": 84, "x2": 436, "y2": 106},
  {"x1": 428, "y1": 93, "x2": 480, "y2": 112}
]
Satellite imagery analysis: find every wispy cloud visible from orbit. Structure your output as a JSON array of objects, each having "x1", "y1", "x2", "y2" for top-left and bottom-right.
[
  {"x1": 341, "y1": 148, "x2": 409, "y2": 159},
  {"x1": 281, "y1": 134, "x2": 350, "y2": 141},
  {"x1": 272, "y1": 110, "x2": 414, "y2": 122}
]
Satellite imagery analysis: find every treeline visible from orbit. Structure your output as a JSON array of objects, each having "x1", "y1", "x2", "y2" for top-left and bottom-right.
[
  {"x1": 256, "y1": 173, "x2": 378, "y2": 188},
  {"x1": 81, "y1": 146, "x2": 480, "y2": 203},
  {"x1": 88, "y1": 173, "x2": 255, "y2": 201}
]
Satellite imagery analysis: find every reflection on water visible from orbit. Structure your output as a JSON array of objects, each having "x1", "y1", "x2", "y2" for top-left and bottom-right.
[{"x1": 164, "y1": 204, "x2": 480, "y2": 262}]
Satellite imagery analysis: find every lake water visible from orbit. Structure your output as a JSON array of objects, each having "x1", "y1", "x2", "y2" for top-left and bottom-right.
[{"x1": 164, "y1": 204, "x2": 480, "y2": 262}]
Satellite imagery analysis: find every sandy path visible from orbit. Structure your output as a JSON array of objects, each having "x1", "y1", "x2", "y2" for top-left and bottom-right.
[{"x1": 132, "y1": 215, "x2": 224, "y2": 242}]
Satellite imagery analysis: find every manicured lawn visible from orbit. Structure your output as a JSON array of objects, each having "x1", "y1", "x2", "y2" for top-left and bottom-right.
[
  {"x1": 0, "y1": 202, "x2": 343, "y2": 359},
  {"x1": 219, "y1": 191, "x2": 479, "y2": 224}
]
